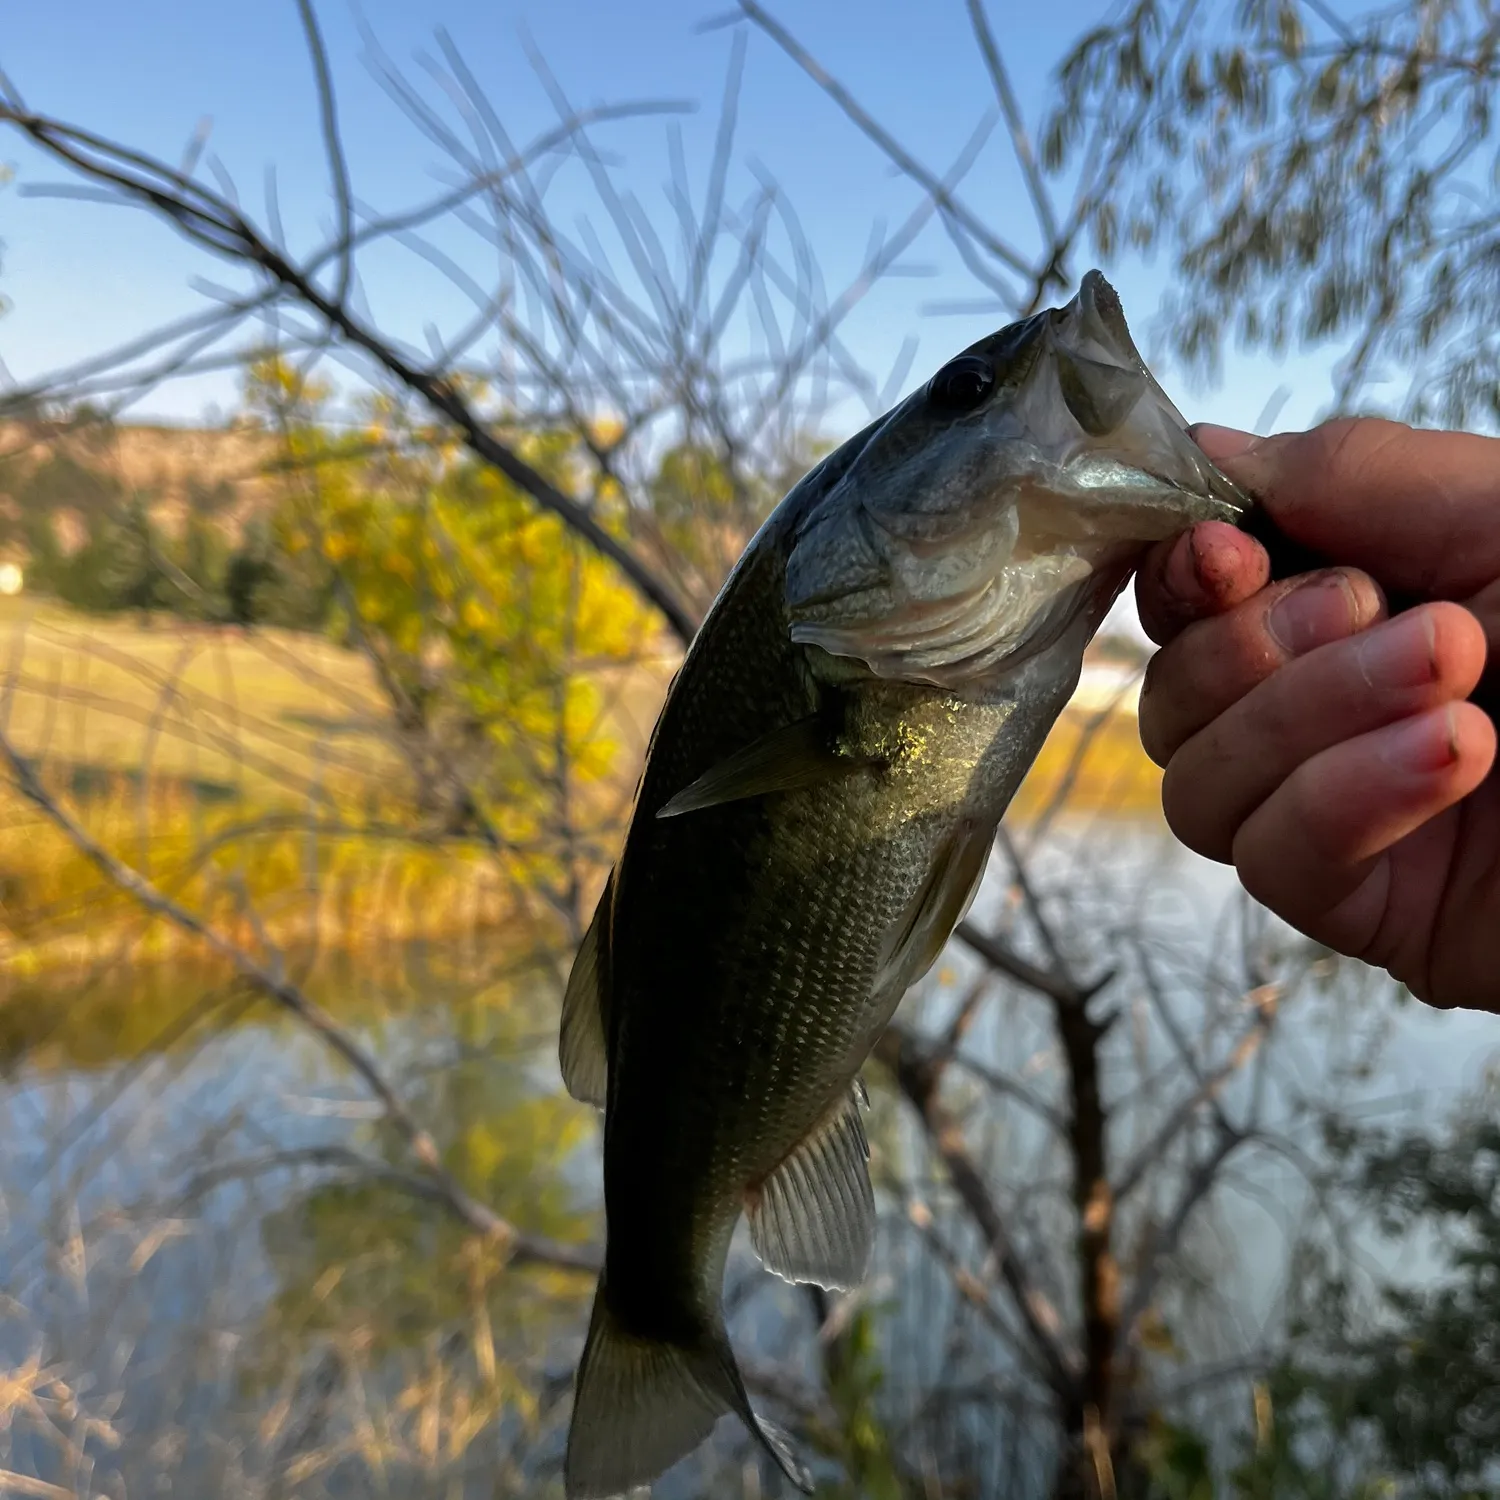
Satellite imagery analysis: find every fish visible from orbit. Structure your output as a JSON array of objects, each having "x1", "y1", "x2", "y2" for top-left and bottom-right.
[{"x1": 558, "y1": 269, "x2": 1248, "y2": 1497}]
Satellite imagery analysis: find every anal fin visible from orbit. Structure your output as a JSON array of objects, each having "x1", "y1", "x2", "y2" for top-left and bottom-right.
[
  {"x1": 747, "y1": 1081, "x2": 874, "y2": 1292},
  {"x1": 559, "y1": 872, "x2": 613, "y2": 1108}
]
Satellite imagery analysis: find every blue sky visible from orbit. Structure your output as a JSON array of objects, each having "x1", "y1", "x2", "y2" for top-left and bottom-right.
[{"x1": 0, "y1": 0, "x2": 1346, "y2": 435}]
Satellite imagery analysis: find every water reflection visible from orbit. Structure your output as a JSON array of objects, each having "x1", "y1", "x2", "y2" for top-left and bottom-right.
[
  {"x1": 0, "y1": 938, "x2": 600, "y2": 1497},
  {"x1": 3, "y1": 822, "x2": 1499, "y2": 1497}
]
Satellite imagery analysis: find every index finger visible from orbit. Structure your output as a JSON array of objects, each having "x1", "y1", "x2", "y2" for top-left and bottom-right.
[
  {"x1": 1135, "y1": 521, "x2": 1270, "y2": 645},
  {"x1": 1196, "y1": 418, "x2": 1500, "y2": 600}
]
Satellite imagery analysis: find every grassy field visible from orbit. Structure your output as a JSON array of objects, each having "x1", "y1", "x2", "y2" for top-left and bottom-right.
[
  {"x1": 0, "y1": 600, "x2": 559, "y2": 976},
  {"x1": 0, "y1": 598, "x2": 1160, "y2": 978},
  {"x1": 0, "y1": 594, "x2": 398, "y2": 801}
]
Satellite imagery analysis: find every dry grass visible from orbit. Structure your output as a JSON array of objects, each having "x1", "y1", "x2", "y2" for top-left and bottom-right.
[
  {"x1": 0, "y1": 594, "x2": 396, "y2": 798},
  {"x1": 0, "y1": 600, "x2": 675, "y2": 979},
  {"x1": 0, "y1": 599, "x2": 458, "y2": 976},
  {"x1": 0, "y1": 600, "x2": 1161, "y2": 979}
]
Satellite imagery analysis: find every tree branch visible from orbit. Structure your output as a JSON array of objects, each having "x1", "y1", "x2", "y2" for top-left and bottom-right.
[
  {"x1": 176, "y1": 1145, "x2": 600, "y2": 1272},
  {"x1": 734, "y1": 0, "x2": 1034, "y2": 287},
  {"x1": 965, "y1": 0, "x2": 1064, "y2": 271},
  {"x1": 0, "y1": 726, "x2": 591, "y2": 1275},
  {"x1": 875, "y1": 1025, "x2": 1078, "y2": 1400},
  {"x1": 0, "y1": 98, "x2": 701, "y2": 643}
]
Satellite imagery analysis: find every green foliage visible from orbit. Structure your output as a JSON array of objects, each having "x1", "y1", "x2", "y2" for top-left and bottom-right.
[
  {"x1": 648, "y1": 439, "x2": 786, "y2": 598},
  {"x1": 1045, "y1": 0, "x2": 1500, "y2": 423},
  {"x1": 4, "y1": 421, "x2": 238, "y2": 617},
  {"x1": 1259, "y1": 1110, "x2": 1500, "y2": 1497},
  {"x1": 105, "y1": 491, "x2": 171, "y2": 613},
  {"x1": 1138, "y1": 1417, "x2": 1215, "y2": 1500},
  {"x1": 242, "y1": 356, "x2": 655, "y2": 853},
  {"x1": 816, "y1": 1301, "x2": 909, "y2": 1500},
  {"x1": 1141, "y1": 1106, "x2": 1500, "y2": 1498}
]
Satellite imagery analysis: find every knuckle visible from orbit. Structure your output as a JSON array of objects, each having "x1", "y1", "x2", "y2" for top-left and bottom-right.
[
  {"x1": 1310, "y1": 416, "x2": 1412, "y2": 491},
  {"x1": 1230, "y1": 823, "x2": 1292, "y2": 915},
  {"x1": 1160, "y1": 752, "x2": 1234, "y2": 863},
  {"x1": 1228, "y1": 779, "x2": 1333, "y2": 907},
  {"x1": 1235, "y1": 668, "x2": 1301, "y2": 752},
  {"x1": 1140, "y1": 602, "x2": 1289, "y2": 771},
  {"x1": 1268, "y1": 763, "x2": 1355, "y2": 867}
]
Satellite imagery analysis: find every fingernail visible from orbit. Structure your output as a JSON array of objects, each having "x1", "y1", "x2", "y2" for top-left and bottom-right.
[
  {"x1": 1191, "y1": 424, "x2": 1263, "y2": 461},
  {"x1": 1355, "y1": 610, "x2": 1439, "y2": 692},
  {"x1": 1378, "y1": 708, "x2": 1460, "y2": 775},
  {"x1": 1266, "y1": 573, "x2": 1357, "y2": 657}
]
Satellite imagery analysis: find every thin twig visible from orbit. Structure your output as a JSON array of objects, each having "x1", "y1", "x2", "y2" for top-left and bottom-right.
[
  {"x1": 735, "y1": 0, "x2": 1033, "y2": 284},
  {"x1": 875, "y1": 1026, "x2": 1078, "y2": 1399},
  {"x1": 0, "y1": 98, "x2": 700, "y2": 642},
  {"x1": 0, "y1": 724, "x2": 589, "y2": 1272}
]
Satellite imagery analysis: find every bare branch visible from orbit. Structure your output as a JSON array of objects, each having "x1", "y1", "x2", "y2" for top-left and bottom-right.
[
  {"x1": 876, "y1": 1026, "x2": 1079, "y2": 1400},
  {"x1": 0, "y1": 98, "x2": 700, "y2": 642},
  {"x1": 955, "y1": 918, "x2": 1111, "y2": 1010},
  {"x1": 734, "y1": 0, "x2": 1034, "y2": 288},
  {"x1": 1118, "y1": 1121, "x2": 1246, "y2": 1347},
  {"x1": 175, "y1": 1146, "x2": 600, "y2": 1272},
  {"x1": 1112, "y1": 984, "x2": 1279, "y2": 1203},
  {"x1": 295, "y1": 0, "x2": 355, "y2": 310},
  {"x1": 0, "y1": 725, "x2": 590, "y2": 1274},
  {"x1": 905, "y1": 1198, "x2": 1048, "y2": 1379},
  {"x1": 964, "y1": 0, "x2": 1064, "y2": 273}
]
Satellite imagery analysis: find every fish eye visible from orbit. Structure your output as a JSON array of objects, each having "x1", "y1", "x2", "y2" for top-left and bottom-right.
[{"x1": 926, "y1": 354, "x2": 995, "y2": 414}]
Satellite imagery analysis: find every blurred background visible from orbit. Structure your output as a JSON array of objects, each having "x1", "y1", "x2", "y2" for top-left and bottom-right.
[{"x1": 2, "y1": 2, "x2": 1499, "y2": 1495}]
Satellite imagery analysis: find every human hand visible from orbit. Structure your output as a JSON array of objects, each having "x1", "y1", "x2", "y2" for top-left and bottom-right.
[{"x1": 1135, "y1": 418, "x2": 1500, "y2": 1010}]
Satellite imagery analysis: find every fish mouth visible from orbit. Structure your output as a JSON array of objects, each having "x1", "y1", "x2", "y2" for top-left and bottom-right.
[
  {"x1": 780, "y1": 272, "x2": 1250, "y2": 691},
  {"x1": 1028, "y1": 269, "x2": 1248, "y2": 537}
]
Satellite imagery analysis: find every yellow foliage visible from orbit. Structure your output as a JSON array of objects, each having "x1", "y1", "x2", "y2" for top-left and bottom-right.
[
  {"x1": 0, "y1": 596, "x2": 670, "y2": 991},
  {"x1": 1011, "y1": 705, "x2": 1165, "y2": 823},
  {"x1": 241, "y1": 364, "x2": 664, "y2": 858}
]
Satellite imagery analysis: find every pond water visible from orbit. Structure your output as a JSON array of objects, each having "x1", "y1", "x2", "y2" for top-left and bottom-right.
[{"x1": 2, "y1": 818, "x2": 1497, "y2": 1497}]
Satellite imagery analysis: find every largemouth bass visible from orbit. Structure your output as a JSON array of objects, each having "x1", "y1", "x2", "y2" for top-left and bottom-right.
[{"x1": 560, "y1": 271, "x2": 1246, "y2": 1496}]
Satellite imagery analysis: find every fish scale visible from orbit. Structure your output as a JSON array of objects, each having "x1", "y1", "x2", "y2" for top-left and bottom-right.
[{"x1": 560, "y1": 270, "x2": 1249, "y2": 1498}]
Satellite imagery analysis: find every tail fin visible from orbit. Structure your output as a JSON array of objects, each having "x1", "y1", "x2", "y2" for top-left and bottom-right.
[{"x1": 564, "y1": 1278, "x2": 813, "y2": 1498}]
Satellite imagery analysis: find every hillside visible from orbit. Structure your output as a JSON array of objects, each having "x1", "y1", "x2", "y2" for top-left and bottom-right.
[{"x1": 0, "y1": 419, "x2": 282, "y2": 556}]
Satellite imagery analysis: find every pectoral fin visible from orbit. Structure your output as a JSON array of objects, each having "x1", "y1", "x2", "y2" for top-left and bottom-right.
[
  {"x1": 875, "y1": 818, "x2": 993, "y2": 995},
  {"x1": 746, "y1": 1080, "x2": 874, "y2": 1291},
  {"x1": 559, "y1": 871, "x2": 613, "y2": 1109},
  {"x1": 656, "y1": 716, "x2": 868, "y2": 819}
]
